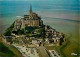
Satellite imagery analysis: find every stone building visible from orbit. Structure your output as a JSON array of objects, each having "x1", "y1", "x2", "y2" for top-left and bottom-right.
[
  {"x1": 32, "y1": 39, "x2": 39, "y2": 45},
  {"x1": 14, "y1": 5, "x2": 43, "y2": 31},
  {"x1": 2, "y1": 36, "x2": 12, "y2": 45},
  {"x1": 23, "y1": 5, "x2": 43, "y2": 27},
  {"x1": 14, "y1": 19, "x2": 22, "y2": 31}
]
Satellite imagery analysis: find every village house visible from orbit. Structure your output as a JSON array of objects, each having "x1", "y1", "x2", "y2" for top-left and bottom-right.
[
  {"x1": 0, "y1": 37, "x2": 2, "y2": 41},
  {"x1": 2, "y1": 36, "x2": 12, "y2": 45},
  {"x1": 32, "y1": 39, "x2": 39, "y2": 45}
]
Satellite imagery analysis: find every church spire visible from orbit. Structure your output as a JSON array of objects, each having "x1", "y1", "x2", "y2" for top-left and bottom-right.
[
  {"x1": 29, "y1": 4, "x2": 33, "y2": 19},
  {"x1": 30, "y1": 4, "x2": 32, "y2": 12}
]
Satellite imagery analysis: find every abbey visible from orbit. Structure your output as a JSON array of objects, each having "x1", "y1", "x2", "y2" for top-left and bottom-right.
[{"x1": 14, "y1": 5, "x2": 43, "y2": 30}]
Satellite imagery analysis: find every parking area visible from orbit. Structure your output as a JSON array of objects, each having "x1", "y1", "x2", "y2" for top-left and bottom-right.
[
  {"x1": 12, "y1": 44, "x2": 39, "y2": 57},
  {"x1": 49, "y1": 50, "x2": 60, "y2": 57}
]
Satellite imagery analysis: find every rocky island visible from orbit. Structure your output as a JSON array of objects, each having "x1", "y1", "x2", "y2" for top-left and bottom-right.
[{"x1": 0, "y1": 5, "x2": 66, "y2": 57}]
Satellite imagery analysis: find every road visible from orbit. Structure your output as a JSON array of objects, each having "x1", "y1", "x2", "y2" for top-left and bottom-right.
[{"x1": 39, "y1": 46, "x2": 50, "y2": 57}]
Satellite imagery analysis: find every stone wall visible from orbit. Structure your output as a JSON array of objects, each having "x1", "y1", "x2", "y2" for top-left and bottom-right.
[{"x1": 26, "y1": 20, "x2": 40, "y2": 27}]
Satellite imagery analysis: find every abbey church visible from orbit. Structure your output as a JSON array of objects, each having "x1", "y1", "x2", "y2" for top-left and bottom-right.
[
  {"x1": 25, "y1": 5, "x2": 43, "y2": 27},
  {"x1": 14, "y1": 5, "x2": 43, "y2": 30}
]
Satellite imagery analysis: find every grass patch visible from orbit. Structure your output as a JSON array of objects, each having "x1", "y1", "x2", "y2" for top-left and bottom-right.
[
  {"x1": 0, "y1": 41, "x2": 23, "y2": 57},
  {"x1": 0, "y1": 42, "x2": 14, "y2": 57},
  {"x1": 61, "y1": 33, "x2": 79, "y2": 57}
]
